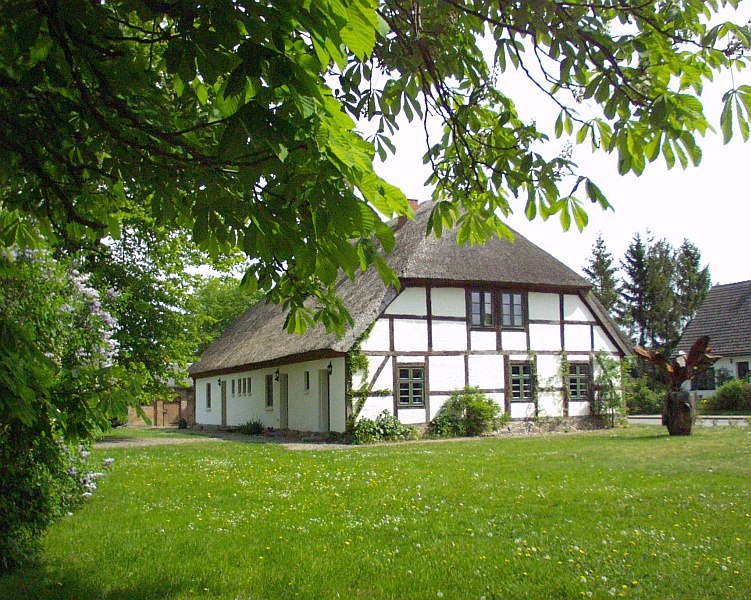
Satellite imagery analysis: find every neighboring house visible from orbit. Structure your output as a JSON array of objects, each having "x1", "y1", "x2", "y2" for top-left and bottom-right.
[
  {"x1": 188, "y1": 201, "x2": 631, "y2": 432},
  {"x1": 675, "y1": 280, "x2": 751, "y2": 398}
]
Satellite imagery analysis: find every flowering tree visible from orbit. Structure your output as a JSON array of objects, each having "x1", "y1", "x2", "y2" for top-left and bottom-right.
[{"x1": 0, "y1": 248, "x2": 127, "y2": 569}]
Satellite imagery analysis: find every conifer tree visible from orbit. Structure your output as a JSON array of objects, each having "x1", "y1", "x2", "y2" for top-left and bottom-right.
[
  {"x1": 645, "y1": 239, "x2": 679, "y2": 350},
  {"x1": 583, "y1": 233, "x2": 619, "y2": 314},
  {"x1": 619, "y1": 233, "x2": 650, "y2": 346},
  {"x1": 675, "y1": 240, "x2": 711, "y2": 329}
]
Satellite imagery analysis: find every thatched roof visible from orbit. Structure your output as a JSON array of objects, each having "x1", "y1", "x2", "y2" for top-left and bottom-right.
[
  {"x1": 189, "y1": 202, "x2": 626, "y2": 377},
  {"x1": 676, "y1": 280, "x2": 751, "y2": 357}
]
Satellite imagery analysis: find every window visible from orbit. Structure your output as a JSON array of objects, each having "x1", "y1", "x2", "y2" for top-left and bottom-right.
[
  {"x1": 304, "y1": 370, "x2": 310, "y2": 391},
  {"x1": 568, "y1": 363, "x2": 590, "y2": 401},
  {"x1": 501, "y1": 292, "x2": 524, "y2": 328},
  {"x1": 398, "y1": 366, "x2": 425, "y2": 406},
  {"x1": 737, "y1": 361, "x2": 749, "y2": 381},
  {"x1": 510, "y1": 363, "x2": 533, "y2": 401},
  {"x1": 231, "y1": 379, "x2": 236, "y2": 396},
  {"x1": 470, "y1": 290, "x2": 494, "y2": 327},
  {"x1": 205, "y1": 382, "x2": 212, "y2": 410},
  {"x1": 692, "y1": 367, "x2": 716, "y2": 391},
  {"x1": 247, "y1": 377, "x2": 251, "y2": 394},
  {"x1": 265, "y1": 374, "x2": 274, "y2": 408}
]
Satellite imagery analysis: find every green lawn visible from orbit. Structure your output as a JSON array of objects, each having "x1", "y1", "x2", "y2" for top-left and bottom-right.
[
  {"x1": 96, "y1": 426, "x2": 195, "y2": 440},
  {"x1": 4, "y1": 427, "x2": 750, "y2": 599}
]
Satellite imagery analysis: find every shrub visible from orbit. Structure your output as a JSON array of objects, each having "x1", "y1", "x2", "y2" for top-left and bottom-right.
[
  {"x1": 429, "y1": 387, "x2": 504, "y2": 437},
  {"x1": 177, "y1": 418, "x2": 188, "y2": 429},
  {"x1": 351, "y1": 411, "x2": 418, "y2": 444},
  {"x1": 702, "y1": 379, "x2": 751, "y2": 412},
  {"x1": 0, "y1": 426, "x2": 111, "y2": 571},
  {"x1": 238, "y1": 419, "x2": 265, "y2": 435},
  {"x1": 625, "y1": 376, "x2": 664, "y2": 414}
]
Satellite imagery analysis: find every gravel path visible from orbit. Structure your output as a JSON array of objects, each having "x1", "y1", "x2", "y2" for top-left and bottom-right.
[{"x1": 95, "y1": 430, "x2": 349, "y2": 451}]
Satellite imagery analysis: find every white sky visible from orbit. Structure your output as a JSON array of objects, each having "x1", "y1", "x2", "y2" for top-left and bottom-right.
[{"x1": 372, "y1": 9, "x2": 751, "y2": 287}]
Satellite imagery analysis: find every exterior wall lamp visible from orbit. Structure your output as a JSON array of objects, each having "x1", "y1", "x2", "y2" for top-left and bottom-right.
[
  {"x1": 327, "y1": 361, "x2": 333, "y2": 376},
  {"x1": 274, "y1": 368, "x2": 280, "y2": 381}
]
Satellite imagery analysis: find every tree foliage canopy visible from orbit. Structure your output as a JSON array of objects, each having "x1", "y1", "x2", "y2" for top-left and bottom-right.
[
  {"x1": 1, "y1": 0, "x2": 749, "y2": 332},
  {"x1": 613, "y1": 233, "x2": 711, "y2": 351}
]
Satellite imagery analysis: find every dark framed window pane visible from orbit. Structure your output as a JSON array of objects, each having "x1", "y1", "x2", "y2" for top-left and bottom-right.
[
  {"x1": 692, "y1": 367, "x2": 716, "y2": 391},
  {"x1": 470, "y1": 290, "x2": 494, "y2": 327},
  {"x1": 510, "y1": 363, "x2": 532, "y2": 401},
  {"x1": 398, "y1": 366, "x2": 425, "y2": 406},
  {"x1": 265, "y1": 374, "x2": 274, "y2": 408},
  {"x1": 568, "y1": 363, "x2": 590, "y2": 401},
  {"x1": 737, "y1": 361, "x2": 749, "y2": 381},
  {"x1": 502, "y1": 292, "x2": 524, "y2": 328}
]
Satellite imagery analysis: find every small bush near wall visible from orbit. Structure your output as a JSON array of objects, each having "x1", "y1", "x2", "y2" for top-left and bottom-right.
[
  {"x1": 351, "y1": 411, "x2": 419, "y2": 444},
  {"x1": 428, "y1": 387, "x2": 507, "y2": 437},
  {"x1": 701, "y1": 380, "x2": 751, "y2": 412},
  {"x1": 238, "y1": 419, "x2": 265, "y2": 435}
]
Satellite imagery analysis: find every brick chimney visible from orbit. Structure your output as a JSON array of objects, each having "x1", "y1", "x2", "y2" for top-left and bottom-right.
[{"x1": 397, "y1": 199, "x2": 420, "y2": 229}]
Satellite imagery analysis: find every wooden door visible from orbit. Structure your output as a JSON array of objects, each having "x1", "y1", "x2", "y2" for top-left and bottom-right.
[
  {"x1": 318, "y1": 369, "x2": 330, "y2": 432},
  {"x1": 280, "y1": 374, "x2": 289, "y2": 429},
  {"x1": 220, "y1": 380, "x2": 227, "y2": 427}
]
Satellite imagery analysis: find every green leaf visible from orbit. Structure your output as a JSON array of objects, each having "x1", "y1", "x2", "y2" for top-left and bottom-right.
[{"x1": 720, "y1": 93, "x2": 734, "y2": 144}]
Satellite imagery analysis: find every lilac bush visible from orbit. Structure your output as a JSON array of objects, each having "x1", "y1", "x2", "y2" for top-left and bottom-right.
[{"x1": 0, "y1": 248, "x2": 124, "y2": 570}]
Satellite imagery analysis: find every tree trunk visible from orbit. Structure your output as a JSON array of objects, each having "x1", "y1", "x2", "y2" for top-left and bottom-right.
[{"x1": 662, "y1": 391, "x2": 696, "y2": 435}]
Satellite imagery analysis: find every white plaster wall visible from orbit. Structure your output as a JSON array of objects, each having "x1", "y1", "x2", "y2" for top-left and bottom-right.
[
  {"x1": 529, "y1": 324, "x2": 561, "y2": 352},
  {"x1": 226, "y1": 372, "x2": 261, "y2": 425},
  {"x1": 564, "y1": 324, "x2": 591, "y2": 351},
  {"x1": 195, "y1": 377, "x2": 222, "y2": 425},
  {"x1": 593, "y1": 327, "x2": 618, "y2": 353},
  {"x1": 393, "y1": 319, "x2": 428, "y2": 352},
  {"x1": 511, "y1": 402, "x2": 536, "y2": 419},
  {"x1": 538, "y1": 391, "x2": 564, "y2": 417},
  {"x1": 429, "y1": 355, "x2": 465, "y2": 392},
  {"x1": 487, "y1": 393, "x2": 504, "y2": 414},
  {"x1": 429, "y1": 395, "x2": 450, "y2": 420},
  {"x1": 567, "y1": 353, "x2": 591, "y2": 364},
  {"x1": 470, "y1": 330, "x2": 496, "y2": 351},
  {"x1": 278, "y1": 362, "x2": 320, "y2": 432},
  {"x1": 359, "y1": 395, "x2": 392, "y2": 421},
  {"x1": 431, "y1": 288, "x2": 466, "y2": 317},
  {"x1": 713, "y1": 357, "x2": 734, "y2": 377},
  {"x1": 467, "y1": 354, "x2": 504, "y2": 390},
  {"x1": 710, "y1": 356, "x2": 751, "y2": 382},
  {"x1": 384, "y1": 287, "x2": 427, "y2": 316},
  {"x1": 692, "y1": 355, "x2": 751, "y2": 397},
  {"x1": 397, "y1": 354, "x2": 427, "y2": 364},
  {"x1": 502, "y1": 330, "x2": 527, "y2": 351},
  {"x1": 365, "y1": 356, "x2": 393, "y2": 391},
  {"x1": 536, "y1": 354, "x2": 562, "y2": 388},
  {"x1": 528, "y1": 292, "x2": 560, "y2": 321},
  {"x1": 432, "y1": 320, "x2": 468, "y2": 351},
  {"x1": 569, "y1": 401, "x2": 591, "y2": 416},
  {"x1": 199, "y1": 357, "x2": 348, "y2": 433},
  {"x1": 563, "y1": 295, "x2": 594, "y2": 322},
  {"x1": 361, "y1": 319, "x2": 390, "y2": 352},
  {"x1": 399, "y1": 408, "x2": 427, "y2": 425},
  {"x1": 328, "y1": 357, "x2": 347, "y2": 433}
]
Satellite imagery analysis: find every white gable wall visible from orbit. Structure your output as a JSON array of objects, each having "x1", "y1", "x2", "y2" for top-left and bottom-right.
[{"x1": 357, "y1": 285, "x2": 624, "y2": 426}]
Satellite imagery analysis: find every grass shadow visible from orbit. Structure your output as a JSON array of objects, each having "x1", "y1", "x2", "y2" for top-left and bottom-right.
[{"x1": 3, "y1": 563, "x2": 200, "y2": 600}]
